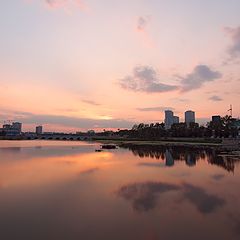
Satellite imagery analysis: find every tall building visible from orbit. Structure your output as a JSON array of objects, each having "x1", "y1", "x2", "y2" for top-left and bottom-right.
[
  {"x1": 36, "y1": 126, "x2": 43, "y2": 135},
  {"x1": 173, "y1": 116, "x2": 179, "y2": 124},
  {"x1": 185, "y1": 110, "x2": 195, "y2": 126},
  {"x1": 165, "y1": 110, "x2": 179, "y2": 129},
  {"x1": 165, "y1": 110, "x2": 174, "y2": 129}
]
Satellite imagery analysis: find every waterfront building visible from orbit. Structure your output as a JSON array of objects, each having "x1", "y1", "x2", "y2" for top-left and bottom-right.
[
  {"x1": 2, "y1": 122, "x2": 22, "y2": 136},
  {"x1": 12, "y1": 122, "x2": 22, "y2": 132},
  {"x1": 185, "y1": 111, "x2": 195, "y2": 126},
  {"x1": 36, "y1": 126, "x2": 43, "y2": 135}
]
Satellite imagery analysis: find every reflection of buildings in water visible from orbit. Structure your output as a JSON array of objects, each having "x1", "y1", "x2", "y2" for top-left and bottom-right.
[
  {"x1": 185, "y1": 153, "x2": 197, "y2": 167},
  {"x1": 121, "y1": 144, "x2": 239, "y2": 173},
  {"x1": 0, "y1": 147, "x2": 21, "y2": 153},
  {"x1": 165, "y1": 149, "x2": 174, "y2": 167}
]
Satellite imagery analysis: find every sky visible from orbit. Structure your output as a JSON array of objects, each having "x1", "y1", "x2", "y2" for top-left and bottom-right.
[{"x1": 0, "y1": 0, "x2": 240, "y2": 132}]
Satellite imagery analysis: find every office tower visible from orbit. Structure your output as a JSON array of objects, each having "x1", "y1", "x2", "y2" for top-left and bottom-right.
[
  {"x1": 165, "y1": 110, "x2": 174, "y2": 129},
  {"x1": 173, "y1": 116, "x2": 179, "y2": 124},
  {"x1": 185, "y1": 110, "x2": 195, "y2": 126}
]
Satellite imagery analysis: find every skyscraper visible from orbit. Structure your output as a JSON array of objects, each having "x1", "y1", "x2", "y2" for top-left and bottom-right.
[
  {"x1": 173, "y1": 116, "x2": 179, "y2": 124},
  {"x1": 165, "y1": 110, "x2": 174, "y2": 129},
  {"x1": 185, "y1": 110, "x2": 195, "y2": 126}
]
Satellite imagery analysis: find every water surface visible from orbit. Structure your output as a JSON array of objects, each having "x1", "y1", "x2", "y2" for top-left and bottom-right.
[{"x1": 0, "y1": 140, "x2": 240, "y2": 240}]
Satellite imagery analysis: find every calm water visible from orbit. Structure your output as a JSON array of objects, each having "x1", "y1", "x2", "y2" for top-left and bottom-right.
[{"x1": 0, "y1": 140, "x2": 240, "y2": 240}]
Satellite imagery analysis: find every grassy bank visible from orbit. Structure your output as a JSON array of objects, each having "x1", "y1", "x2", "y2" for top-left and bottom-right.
[
  {"x1": 94, "y1": 139, "x2": 222, "y2": 147},
  {"x1": 93, "y1": 136, "x2": 222, "y2": 146}
]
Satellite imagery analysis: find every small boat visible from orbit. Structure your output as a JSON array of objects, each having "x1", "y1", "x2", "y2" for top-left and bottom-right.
[
  {"x1": 101, "y1": 144, "x2": 117, "y2": 149},
  {"x1": 95, "y1": 149, "x2": 103, "y2": 152}
]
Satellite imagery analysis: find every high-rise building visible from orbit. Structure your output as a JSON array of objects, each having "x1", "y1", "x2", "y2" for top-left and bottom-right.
[
  {"x1": 165, "y1": 110, "x2": 179, "y2": 129},
  {"x1": 36, "y1": 126, "x2": 43, "y2": 135},
  {"x1": 173, "y1": 116, "x2": 179, "y2": 124},
  {"x1": 185, "y1": 110, "x2": 195, "y2": 126},
  {"x1": 165, "y1": 110, "x2": 174, "y2": 129}
]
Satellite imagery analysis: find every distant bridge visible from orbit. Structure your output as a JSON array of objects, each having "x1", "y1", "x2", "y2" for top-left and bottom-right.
[{"x1": 23, "y1": 134, "x2": 92, "y2": 141}]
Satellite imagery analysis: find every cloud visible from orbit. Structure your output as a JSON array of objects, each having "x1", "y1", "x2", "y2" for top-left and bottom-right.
[
  {"x1": 137, "y1": 16, "x2": 150, "y2": 32},
  {"x1": 170, "y1": 98, "x2": 190, "y2": 104},
  {"x1": 137, "y1": 106, "x2": 175, "y2": 112},
  {"x1": 0, "y1": 110, "x2": 134, "y2": 130},
  {"x1": 180, "y1": 65, "x2": 222, "y2": 92},
  {"x1": 45, "y1": 0, "x2": 65, "y2": 8},
  {"x1": 82, "y1": 99, "x2": 101, "y2": 106},
  {"x1": 225, "y1": 26, "x2": 240, "y2": 58},
  {"x1": 44, "y1": 0, "x2": 87, "y2": 10},
  {"x1": 55, "y1": 108, "x2": 79, "y2": 113},
  {"x1": 209, "y1": 95, "x2": 223, "y2": 102},
  {"x1": 120, "y1": 65, "x2": 221, "y2": 94},
  {"x1": 119, "y1": 66, "x2": 178, "y2": 93}
]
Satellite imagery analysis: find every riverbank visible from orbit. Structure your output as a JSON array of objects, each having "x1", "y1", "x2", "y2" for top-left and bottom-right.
[{"x1": 94, "y1": 138, "x2": 240, "y2": 154}]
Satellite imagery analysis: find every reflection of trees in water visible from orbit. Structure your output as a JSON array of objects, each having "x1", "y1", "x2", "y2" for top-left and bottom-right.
[
  {"x1": 207, "y1": 155, "x2": 237, "y2": 173},
  {"x1": 121, "y1": 144, "x2": 240, "y2": 173}
]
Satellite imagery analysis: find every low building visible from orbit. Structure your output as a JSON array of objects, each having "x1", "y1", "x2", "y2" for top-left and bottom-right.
[
  {"x1": 2, "y1": 122, "x2": 22, "y2": 136},
  {"x1": 212, "y1": 115, "x2": 221, "y2": 123},
  {"x1": 36, "y1": 126, "x2": 43, "y2": 135}
]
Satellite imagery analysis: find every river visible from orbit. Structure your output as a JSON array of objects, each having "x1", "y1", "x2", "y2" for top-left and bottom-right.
[{"x1": 0, "y1": 140, "x2": 239, "y2": 240}]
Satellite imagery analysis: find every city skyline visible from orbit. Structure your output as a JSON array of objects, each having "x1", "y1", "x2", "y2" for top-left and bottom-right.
[
  {"x1": 0, "y1": 108, "x2": 233, "y2": 134},
  {"x1": 1, "y1": 0, "x2": 240, "y2": 132}
]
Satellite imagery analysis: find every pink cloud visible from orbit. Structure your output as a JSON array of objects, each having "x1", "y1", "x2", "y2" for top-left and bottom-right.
[
  {"x1": 44, "y1": 0, "x2": 88, "y2": 11},
  {"x1": 224, "y1": 26, "x2": 240, "y2": 58},
  {"x1": 135, "y1": 16, "x2": 155, "y2": 48}
]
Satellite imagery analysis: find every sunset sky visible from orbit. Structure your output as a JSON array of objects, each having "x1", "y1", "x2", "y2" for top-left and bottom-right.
[{"x1": 0, "y1": 0, "x2": 240, "y2": 132}]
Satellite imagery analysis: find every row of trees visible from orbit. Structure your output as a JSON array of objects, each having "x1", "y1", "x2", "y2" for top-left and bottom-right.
[{"x1": 116, "y1": 115, "x2": 239, "y2": 139}]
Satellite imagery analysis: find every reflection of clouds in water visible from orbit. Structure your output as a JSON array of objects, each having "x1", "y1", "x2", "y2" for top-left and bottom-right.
[
  {"x1": 117, "y1": 181, "x2": 225, "y2": 214},
  {"x1": 58, "y1": 160, "x2": 77, "y2": 165},
  {"x1": 138, "y1": 162, "x2": 165, "y2": 168},
  {"x1": 117, "y1": 182, "x2": 180, "y2": 212},
  {"x1": 182, "y1": 183, "x2": 225, "y2": 214},
  {"x1": 228, "y1": 213, "x2": 240, "y2": 236},
  {"x1": 211, "y1": 174, "x2": 225, "y2": 181},
  {"x1": 0, "y1": 145, "x2": 96, "y2": 162},
  {"x1": 80, "y1": 168, "x2": 100, "y2": 175},
  {"x1": 171, "y1": 172, "x2": 191, "y2": 178}
]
